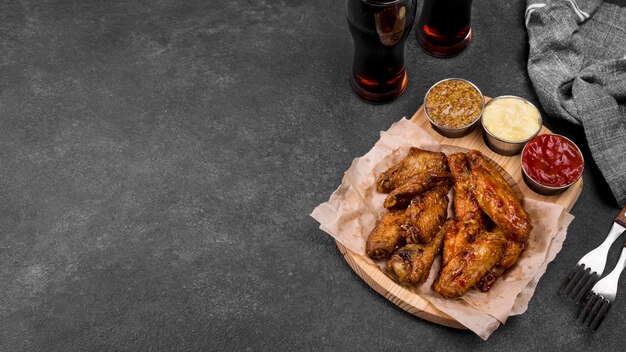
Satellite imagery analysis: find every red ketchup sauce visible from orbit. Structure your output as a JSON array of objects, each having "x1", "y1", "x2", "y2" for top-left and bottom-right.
[{"x1": 522, "y1": 134, "x2": 584, "y2": 187}]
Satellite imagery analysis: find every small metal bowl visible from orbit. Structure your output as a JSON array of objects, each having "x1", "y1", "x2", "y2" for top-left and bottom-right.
[
  {"x1": 521, "y1": 134, "x2": 584, "y2": 195},
  {"x1": 481, "y1": 95, "x2": 542, "y2": 156},
  {"x1": 423, "y1": 78, "x2": 484, "y2": 138}
]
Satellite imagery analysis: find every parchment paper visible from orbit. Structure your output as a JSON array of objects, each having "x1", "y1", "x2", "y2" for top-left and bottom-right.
[{"x1": 310, "y1": 118, "x2": 574, "y2": 340}]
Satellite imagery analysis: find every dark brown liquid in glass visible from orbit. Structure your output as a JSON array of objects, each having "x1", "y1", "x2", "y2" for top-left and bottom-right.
[
  {"x1": 416, "y1": 0, "x2": 473, "y2": 58},
  {"x1": 346, "y1": 0, "x2": 417, "y2": 103}
]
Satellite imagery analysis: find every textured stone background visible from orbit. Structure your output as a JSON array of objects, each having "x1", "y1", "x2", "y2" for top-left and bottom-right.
[{"x1": 1, "y1": 0, "x2": 625, "y2": 351}]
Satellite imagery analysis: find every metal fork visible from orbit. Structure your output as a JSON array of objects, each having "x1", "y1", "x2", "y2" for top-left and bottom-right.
[
  {"x1": 577, "y1": 242, "x2": 626, "y2": 330},
  {"x1": 559, "y1": 205, "x2": 626, "y2": 302}
]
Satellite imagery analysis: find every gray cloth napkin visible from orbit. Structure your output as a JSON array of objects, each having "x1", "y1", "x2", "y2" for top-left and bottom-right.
[{"x1": 526, "y1": 0, "x2": 626, "y2": 206}]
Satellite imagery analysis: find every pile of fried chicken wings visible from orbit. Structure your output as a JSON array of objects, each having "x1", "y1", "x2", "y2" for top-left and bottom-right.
[{"x1": 367, "y1": 147, "x2": 533, "y2": 298}]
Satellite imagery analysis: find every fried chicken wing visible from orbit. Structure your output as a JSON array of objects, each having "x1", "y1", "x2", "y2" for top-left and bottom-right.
[
  {"x1": 442, "y1": 219, "x2": 483, "y2": 268},
  {"x1": 434, "y1": 231, "x2": 505, "y2": 298},
  {"x1": 495, "y1": 237, "x2": 526, "y2": 271},
  {"x1": 377, "y1": 147, "x2": 450, "y2": 193},
  {"x1": 405, "y1": 187, "x2": 450, "y2": 244},
  {"x1": 387, "y1": 219, "x2": 450, "y2": 285},
  {"x1": 448, "y1": 153, "x2": 485, "y2": 225},
  {"x1": 476, "y1": 234, "x2": 526, "y2": 292},
  {"x1": 466, "y1": 150, "x2": 509, "y2": 186},
  {"x1": 383, "y1": 172, "x2": 452, "y2": 210},
  {"x1": 469, "y1": 166, "x2": 533, "y2": 242},
  {"x1": 465, "y1": 150, "x2": 532, "y2": 241},
  {"x1": 441, "y1": 153, "x2": 488, "y2": 269},
  {"x1": 372, "y1": 148, "x2": 531, "y2": 295},
  {"x1": 366, "y1": 210, "x2": 409, "y2": 260}
]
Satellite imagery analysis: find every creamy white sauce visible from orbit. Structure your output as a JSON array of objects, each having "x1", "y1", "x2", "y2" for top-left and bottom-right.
[{"x1": 482, "y1": 97, "x2": 541, "y2": 142}]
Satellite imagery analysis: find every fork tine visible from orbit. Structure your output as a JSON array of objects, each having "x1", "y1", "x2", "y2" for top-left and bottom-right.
[
  {"x1": 584, "y1": 296, "x2": 605, "y2": 326},
  {"x1": 559, "y1": 265, "x2": 584, "y2": 295},
  {"x1": 572, "y1": 272, "x2": 599, "y2": 302},
  {"x1": 566, "y1": 268, "x2": 594, "y2": 299},
  {"x1": 581, "y1": 294, "x2": 603, "y2": 324},
  {"x1": 589, "y1": 300, "x2": 611, "y2": 331},
  {"x1": 561, "y1": 265, "x2": 587, "y2": 296},
  {"x1": 576, "y1": 293, "x2": 598, "y2": 322}
]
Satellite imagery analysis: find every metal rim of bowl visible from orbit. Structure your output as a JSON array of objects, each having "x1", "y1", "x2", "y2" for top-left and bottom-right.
[
  {"x1": 520, "y1": 134, "x2": 585, "y2": 191},
  {"x1": 481, "y1": 95, "x2": 543, "y2": 145},
  {"x1": 423, "y1": 78, "x2": 485, "y2": 132}
]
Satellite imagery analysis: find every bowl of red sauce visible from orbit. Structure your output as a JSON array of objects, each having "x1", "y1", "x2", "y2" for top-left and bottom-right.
[{"x1": 521, "y1": 134, "x2": 584, "y2": 195}]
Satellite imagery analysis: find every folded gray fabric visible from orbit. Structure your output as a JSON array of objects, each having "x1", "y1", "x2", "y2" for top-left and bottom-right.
[{"x1": 526, "y1": 0, "x2": 626, "y2": 206}]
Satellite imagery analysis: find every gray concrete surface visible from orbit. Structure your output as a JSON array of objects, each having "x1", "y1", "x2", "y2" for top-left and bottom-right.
[{"x1": 1, "y1": 0, "x2": 625, "y2": 351}]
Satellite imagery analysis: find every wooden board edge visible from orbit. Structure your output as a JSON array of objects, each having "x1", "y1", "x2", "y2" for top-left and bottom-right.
[{"x1": 336, "y1": 241, "x2": 466, "y2": 329}]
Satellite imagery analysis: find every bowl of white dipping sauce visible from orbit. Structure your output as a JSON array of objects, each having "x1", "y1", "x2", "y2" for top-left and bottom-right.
[{"x1": 481, "y1": 95, "x2": 542, "y2": 156}]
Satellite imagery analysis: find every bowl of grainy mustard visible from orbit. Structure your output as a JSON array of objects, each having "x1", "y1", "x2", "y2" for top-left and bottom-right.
[{"x1": 423, "y1": 78, "x2": 484, "y2": 138}]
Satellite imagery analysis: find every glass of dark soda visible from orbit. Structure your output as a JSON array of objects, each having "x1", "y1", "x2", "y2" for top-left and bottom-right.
[
  {"x1": 346, "y1": 0, "x2": 417, "y2": 103},
  {"x1": 416, "y1": 0, "x2": 473, "y2": 58}
]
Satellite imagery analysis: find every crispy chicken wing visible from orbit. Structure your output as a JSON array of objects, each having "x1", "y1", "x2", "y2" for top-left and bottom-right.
[
  {"x1": 383, "y1": 172, "x2": 452, "y2": 210},
  {"x1": 476, "y1": 229, "x2": 526, "y2": 291},
  {"x1": 434, "y1": 230, "x2": 504, "y2": 298},
  {"x1": 466, "y1": 150, "x2": 509, "y2": 186},
  {"x1": 442, "y1": 153, "x2": 488, "y2": 268},
  {"x1": 405, "y1": 187, "x2": 450, "y2": 244},
  {"x1": 469, "y1": 166, "x2": 533, "y2": 242},
  {"x1": 477, "y1": 239, "x2": 526, "y2": 292},
  {"x1": 377, "y1": 147, "x2": 450, "y2": 193},
  {"x1": 366, "y1": 210, "x2": 409, "y2": 260},
  {"x1": 442, "y1": 219, "x2": 483, "y2": 268},
  {"x1": 441, "y1": 220, "x2": 459, "y2": 268},
  {"x1": 448, "y1": 153, "x2": 485, "y2": 225},
  {"x1": 466, "y1": 151, "x2": 532, "y2": 242},
  {"x1": 373, "y1": 149, "x2": 531, "y2": 295},
  {"x1": 387, "y1": 219, "x2": 450, "y2": 285}
]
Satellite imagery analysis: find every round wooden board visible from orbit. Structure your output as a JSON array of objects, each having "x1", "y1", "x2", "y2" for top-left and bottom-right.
[{"x1": 337, "y1": 97, "x2": 583, "y2": 329}]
